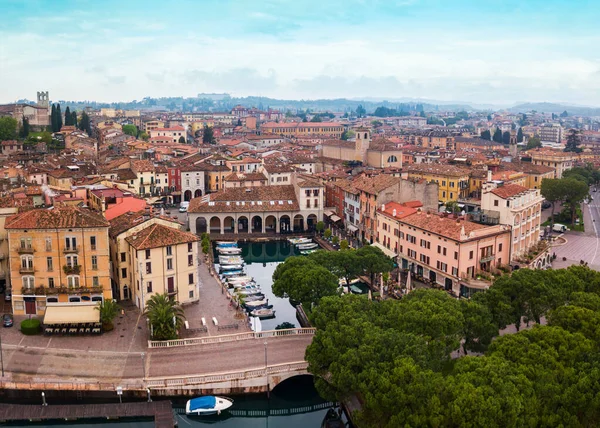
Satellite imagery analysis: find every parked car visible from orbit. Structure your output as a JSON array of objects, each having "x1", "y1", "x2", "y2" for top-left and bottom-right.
[
  {"x1": 2, "y1": 314, "x2": 13, "y2": 327},
  {"x1": 4, "y1": 292, "x2": 11, "y2": 302},
  {"x1": 542, "y1": 201, "x2": 552, "y2": 209}
]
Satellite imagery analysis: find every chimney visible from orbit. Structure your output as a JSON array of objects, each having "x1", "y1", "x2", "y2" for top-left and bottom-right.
[
  {"x1": 392, "y1": 209, "x2": 397, "y2": 217},
  {"x1": 381, "y1": 204, "x2": 385, "y2": 212},
  {"x1": 487, "y1": 170, "x2": 492, "y2": 182}
]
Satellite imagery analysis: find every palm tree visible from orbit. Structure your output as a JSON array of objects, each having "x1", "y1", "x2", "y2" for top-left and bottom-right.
[
  {"x1": 95, "y1": 299, "x2": 120, "y2": 331},
  {"x1": 144, "y1": 293, "x2": 185, "y2": 340}
]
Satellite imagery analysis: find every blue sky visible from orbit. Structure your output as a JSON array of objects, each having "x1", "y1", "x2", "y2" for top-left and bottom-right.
[{"x1": 1, "y1": 0, "x2": 599, "y2": 105}]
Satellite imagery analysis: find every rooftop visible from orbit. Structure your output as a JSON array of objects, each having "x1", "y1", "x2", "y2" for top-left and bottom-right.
[
  {"x1": 401, "y1": 212, "x2": 493, "y2": 241},
  {"x1": 188, "y1": 185, "x2": 299, "y2": 213},
  {"x1": 490, "y1": 184, "x2": 530, "y2": 199},
  {"x1": 6, "y1": 206, "x2": 109, "y2": 230},
  {"x1": 125, "y1": 223, "x2": 198, "y2": 250}
]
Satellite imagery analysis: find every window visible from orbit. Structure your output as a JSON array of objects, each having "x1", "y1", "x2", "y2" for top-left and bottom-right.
[
  {"x1": 147, "y1": 281, "x2": 153, "y2": 293},
  {"x1": 188, "y1": 254, "x2": 194, "y2": 266},
  {"x1": 442, "y1": 181, "x2": 446, "y2": 186},
  {"x1": 145, "y1": 249, "x2": 151, "y2": 259},
  {"x1": 23, "y1": 276, "x2": 34, "y2": 289},
  {"x1": 187, "y1": 242, "x2": 193, "y2": 252},
  {"x1": 499, "y1": 243, "x2": 503, "y2": 252},
  {"x1": 46, "y1": 257, "x2": 53, "y2": 271},
  {"x1": 437, "y1": 245, "x2": 441, "y2": 254},
  {"x1": 454, "y1": 251, "x2": 458, "y2": 260},
  {"x1": 189, "y1": 273, "x2": 194, "y2": 285},
  {"x1": 48, "y1": 278, "x2": 55, "y2": 288},
  {"x1": 442, "y1": 191, "x2": 446, "y2": 198},
  {"x1": 469, "y1": 250, "x2": 474, "y2": 260},
  {"x1": 189, "y1": 290, "x2": 194, "y2": 299},
  {"x1": 65, "y1": 237, "x2": 77, "y2": 250},
  {"x1": 66, "y1": 255, "x2": 78, "y2": 267},
  {"x1": 387, "y1": 155, "x2": 398, "y2": 163},
  {"x1": 91, "y1": 255, "x2": 98, "y2": 270},
  {"x1": 67, "y1": 276, "x2": 80, "y2": 288},
  {"x1": 506, "y1": 200, "x2": 510, "y2": 207},
  {"x1": 313, "y1": 189, "x2": 319, "y2": 197},
  {"x1": 146, "y1": 262, "x2": 152, "y2": 274},
  {"x1": 20, "y1": 237, "x2": 32, "y2": 250},
  {"x1": 120, "y1": 252, "x2": 126, "y2": 262},
  {"x1": 93, "y1": 276, "x2": 99, "y2": 287},
  {"x1": 45, "y1": 237, "x2": 52, "y2": 251},
  {"x1": 121, "y1": 268, "x2": 127, "y2": 279},
  {"x1": 450, "y1": 182, "x2": 455, "y2": 188},
  {"x1": 90, "y1": 236, "x2": 96, "y2": 250},
  {"x1": 494, "y1": 200, "x2": 499, "y2": 207},
  {"x1": 166, "y1": 246, "x2": 173, "y2": 256},
  {"x1": 167, "y1": 258, "x2": 173, "y2": 270},
  {"x1": 21, "y1": 255, "x2": 33, "y2": 269},
  {"x1": 443, "y1": 247, "x2": 447, "y2": 256},
  {"x1": 452, "y1": 267, "x2": 458, "y2": 276},
  {"x1": 305, "y1": 189, "x2": 311, "y2": 197},
  {"x1": 306, "y1": 200, "x2": 310, "y2": 208}
]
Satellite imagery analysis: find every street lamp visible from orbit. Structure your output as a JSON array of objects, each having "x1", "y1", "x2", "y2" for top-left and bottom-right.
[
  {"x1": 0, "y1": 331, "x2": 4, "y2": 377},
  {"x1": 263, "y1": 341, "x2": 268, "y2": 369}
]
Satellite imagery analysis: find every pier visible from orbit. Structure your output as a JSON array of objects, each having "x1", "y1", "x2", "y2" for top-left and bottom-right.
[{"x1": 0, "y1": 401, "x2": 174, "y2": 427}]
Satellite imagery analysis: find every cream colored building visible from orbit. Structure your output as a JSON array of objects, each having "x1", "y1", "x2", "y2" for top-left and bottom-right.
[
  {"x1": 126, "y1": 224, "x2": 199, "y2": 309},
  {"x1": 528, "y1": 148, "x2": 575, "y2": 179}
]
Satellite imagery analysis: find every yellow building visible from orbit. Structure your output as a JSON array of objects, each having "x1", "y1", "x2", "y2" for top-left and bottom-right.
[
  {"x1": 492, "y1": 170, "x2": 527, "y2": 187},
  {"x1": 527, "y1": 148, "x2": 576, "y2": 179},
  {"x1": 261, "y1": 121, "x2": 344, "y2": 138},
  {"x1": 405, "y1": 164, "x2": 470, "y2": 202},
  {"x1": 504, "y1": 162, "x2": 556, "y2": 190},
  {"x1": 6, "y1": 207, "x2": 111, "y2": 316}
]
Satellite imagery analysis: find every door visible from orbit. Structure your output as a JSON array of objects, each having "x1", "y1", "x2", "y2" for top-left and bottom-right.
[
  {"x1": 25, "y1": 300, "x2": 36, "y2": 315},
  {"x1": 167, "y1": 277, "x2": 175, "y2": 294}
]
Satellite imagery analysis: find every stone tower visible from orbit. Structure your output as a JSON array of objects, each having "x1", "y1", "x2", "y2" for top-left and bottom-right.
[
  {"x1": 37, "y1": 91, "x2": 49, "y2": 108},
  {"x1": 354, "y1": 127, "x2": 371, "y2": 164},
  {"x1": 509, "y1": 130, "x2": 518, "y2": 158}
]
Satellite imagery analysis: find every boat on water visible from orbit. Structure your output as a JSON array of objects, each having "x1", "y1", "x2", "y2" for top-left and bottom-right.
[
  {"x1": 185, "y1": 395, "x2": 234, "y2": 416},
  {"x1": 321, "y1": 408, "x2": 345, "y2": 428},
  {"x1": 339, "y1": 278, "x2": 360, "y2": 286},
  {"x1": 297, "y1": 242, "x2": 319, "y2": 250},
  {"x1": 217, "y1": 247, "x2": 242, "y2": 255},
  {"x1": 221, "y1": 270, "x2": 245, "y2": 277},
  {"x1": 236, "y1": 288, "x2": 263, "y2": 296},
  {"x1": 219, "y1": 256, "x2": 243, "y2": 265},
  {"x1": 242, "y1": 293, "x2": 266, "y2": 302},
  {"x1": 244, "y1": 298, "x2": 268, "y2": 308},
  {"x1": 216, "y1": 242, "x2": 238, "y2": 248},
  {"x1": 250, "y1": 308, "x2": 276, "y2": 319},
  {"x1": 300, "y1": 249, "x2": 317, "y2": 255},
  {"x1": 289, "y1": 237, "x2": 312, "y2": 245},
  {"x1": 350, "y1": 284, "x2": 367, "y2": 294},
  {"x1": 227, "y1": 275, "x2": 253, "y2": 283},
  {"x1": 231, "y1": 281, "x2": 257, "y2": 288},
  {"x1": 220, "y1": 264, "x2": 244, "y2": 271}
]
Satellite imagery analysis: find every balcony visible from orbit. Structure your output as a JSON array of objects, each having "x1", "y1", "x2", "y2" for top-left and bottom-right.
[
  {"x1": 479, "y1": 254, "x2": 495, "y2": 264},
  {"x1": 63, "y1": 246, "x2": 79, "y2": 254},
  {"x1": 35, "y1": 285, "x2": 104, "y2": 295},
  {"x1": 167, "y1": 287, "x2": 178, "y2": 295},
  {"x1": 17, "y1": 246, "x2": 35, "y2": 254},
  {"x1": 63, "y1": 264, "x2": 81, "y2": 275},
  {"x1": 19, "y1": 266, "x2": 35, "y2": 274},
  {"x1": 460, "y1": 271, "x2": 493, "y2": 289}
]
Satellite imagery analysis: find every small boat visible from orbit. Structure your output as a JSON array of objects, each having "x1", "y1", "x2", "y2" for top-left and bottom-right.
[
  {"x1": 339, "y1": 278, "x2": 360, "y2": 286},
  {"x1": 350, "y1": 284, "x2": 367, "y2": 294},
  {"x1": 219, "y1": 256, "x2": 243, "y2": 265},
  {"x1": 297, "y1": 243, "x2": 318, "y2": 250},
  {"x1": 185, "y1": 395, "x2": 234, "y2": 416},
  {"x1": 221, "y1": 270, "x2": 245, "y2": 277},
  {"x1": 236, "y1": 288, "x2": 263, "y2": 296},
  {"x1": 244, "y1": 299, "x2": 268, "y2": 308},
  {"x1": 250, "y1": 308, "x2": 276, "y2": 319},
  {"x1": 220, "y1": 264, "x2": 244, "y2": 271},
  {"x1": 227, "y1": 275, "x2": 253, "y2": 283},
  {"x1": 231, "y1": 281, "x2": 257, "y2": 288},
  {"x1": 243, "y1": 294, "x2": 266, "y2": 302},
  {"x1": 300, "y1": 249, "x2": 317, "y2": 255},
  {"x1": 218, "y1": 247, "x2": 242, "y2": 255},
  {"x1": 289, "y1": 237, "x2": 312, "y2": 245},
  {"x1": 235, "y1": 284, "x2": 260, "y2": 292},
  {"x1": 216, "y1": 242, "x2": 238, "y2": 248}
]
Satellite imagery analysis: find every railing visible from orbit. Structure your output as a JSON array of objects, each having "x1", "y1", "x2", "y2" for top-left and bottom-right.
[
  {"x1": 147, "y1": 328, "x2": 316, "y2": 349},
  {"x1": 19, "y1": 267, "x2": 35, "y2": 274},
  {"x1": 63, "y1": 265, "x2": 81, "y2": 275},
  {"x1": 63, "y1": 247, "x2": 79, "y2": 254},
  {"x1": 17, "y1": 246, "x2": 34, "y2": 254},
  {"x1": 145, "y1": 361, "x2": 309, "y2": 388},
  {"x1": 479, "y1": 254, "x2": 495, "y2": 263}
]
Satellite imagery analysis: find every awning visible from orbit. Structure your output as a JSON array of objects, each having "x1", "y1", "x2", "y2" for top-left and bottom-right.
[
  {"x1": 347, "y1": 224, "x2": 358, "y2": 233},
  {"x1": 371, "y1": 242, "x2": 397, "y2": 258},
  {"x1": 324, "y1": 210, "x2": 334, "y2": 217},
  {"x1": 330, "y1": 215, "x2": 342, "y2": 222},
  {"x1": 44, "y1": 304, "x2": 100, "y2": 325}
]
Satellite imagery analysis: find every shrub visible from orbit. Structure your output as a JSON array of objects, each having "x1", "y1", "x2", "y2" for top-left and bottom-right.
[{"x1": 21, "y1": 319, "x2": 41, "y2": 335}]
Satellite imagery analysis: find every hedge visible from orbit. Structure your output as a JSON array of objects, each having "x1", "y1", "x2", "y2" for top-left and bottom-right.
[{"x1": 21, "y1": 319, "x2": 41, "y2": 335}]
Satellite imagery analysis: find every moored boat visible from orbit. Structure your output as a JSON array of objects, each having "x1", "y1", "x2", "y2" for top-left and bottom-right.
[
  {"x1": 226, "y1": 275, "x2": 253, "y2": 283},
  {"x1": 297, "y1": 242, "x2": 318, "y2": 250},
  {"x1": 289, "y1": 237, "x2": 312, "y2": 245},
  {"x1": 231, "y1": 281, "x2": 257, "y2": 288},
  {"x1": 217, "y1": 247, "x2": 242, "y2": 255},
  {"x1": 300, "y1": 249, "x2": 317, "y2": 255},
  {"x1": 185, "y1": 395, "x2": 234, "y2": 416},
  {"x1": 236, "y1": 288, "x2": 263, "y2": 296},
  {"x1": 250, "y1": 308, "x2": 276, "y2": 319},
  {"x1": 244, "y1": 298, "x2": 268, "y2": 308},
  {"x1": 216, "y1": 242, "x2": 237, "y2": 248},
  {"x1": 242, "y1": 293, "x2": 266, "y2": 302},
  {"x1": 221, "y1": 270, "x2": 245, "y2": 277},
  {"x1": 219, "y1": 256, "x2": 243, "y2": 265},
  {"x1": 220, "y1": 264, "x2": 244, "y2": 271}
]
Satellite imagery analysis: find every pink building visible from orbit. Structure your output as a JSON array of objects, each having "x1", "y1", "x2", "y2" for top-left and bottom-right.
[{"x1": 376, "y1": 203, "x2": 511, "y2": 298}]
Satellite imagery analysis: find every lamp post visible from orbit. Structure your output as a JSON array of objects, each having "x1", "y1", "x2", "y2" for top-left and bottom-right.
[
  {"x1": 264, "y1": 341, "x2": 269, "y2": 398},
  {"x1": 0, "y1": 331, "x2": 4, "y2": 377}
]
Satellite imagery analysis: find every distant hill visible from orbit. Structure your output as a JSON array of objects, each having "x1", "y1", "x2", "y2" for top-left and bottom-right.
[{"x1": 508, "y1": 102, "x2": 600, "y2": 116}]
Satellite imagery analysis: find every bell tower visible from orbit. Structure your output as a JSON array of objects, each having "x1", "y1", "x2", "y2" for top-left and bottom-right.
[
  {"x1": 509, "y1": 130, "x2": 518, "y2": 158},
  {"x1": 354, "y1": 127, "x2": 371, "y2": 164},
  {"x1": 37, "y1": 91, "x2": 49, "y2": 108}
]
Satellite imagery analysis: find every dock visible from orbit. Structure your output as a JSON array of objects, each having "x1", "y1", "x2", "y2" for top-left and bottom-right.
[{"x1": 0, "y1": 401, "x2": 175, "y2": 427}]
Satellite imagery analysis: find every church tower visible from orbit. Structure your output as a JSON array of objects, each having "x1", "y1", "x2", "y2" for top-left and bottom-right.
[
  {"x1": 509, "y1": 130, "x2": 518, "y2": 158},
  {"x1": 37, "y1": 91, "x2": 49, "y2": 108},
  {"x1": 354, "y1": 127, "x2": 371, "y2": 165}
]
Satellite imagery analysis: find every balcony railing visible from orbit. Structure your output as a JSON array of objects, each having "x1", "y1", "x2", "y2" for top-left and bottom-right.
[
  {"x1": 19, "y1": 266, "x2": 35, "y2": 274},
  {"x1": 479, "y1": 254, "x2": 495, "y2": 264},
  {"x1": 63, "y1": 265, "x2": 82, "y2": 275},
  {"x1": 17, "y1": 246, "x2": 34, "y2": 254},
  {"x1": 63, "y1": 246, "x2": 79, "y2": 254},
  {"x1": 167, "y1": 287, "x2": 178, "y2": 295},
  {"x1": 36, "y1": 285, "x2": 104, "y2": 295}
]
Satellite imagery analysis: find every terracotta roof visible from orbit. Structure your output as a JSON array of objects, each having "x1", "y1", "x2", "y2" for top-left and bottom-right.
[
  {"x1": 224, "y1": 172, "x2": 267, "y2": 182},
  {"x1": 108, "y1": 210, "x2": 181, "y2": 238},
  {"x1": 322, "y1": 139, "x2": 354, "y2": 148},
  {"x1": 352, "y1": 174, "x2": 401, "y2": 194},
  {"x1": 378, "y1": 202, "x2": 419, "y2": 220},
  {"x1": 502, "y1": 161, "x2": 555, "y2": 175},
  {"x1": 401, "y1": 212, "x2": 491, "y2": 241},
  {"x1": 125, "y1": 223, "x2": 198, "y2": 250},
  {"x1": 490, "y1": 184, "x2": 530, "y2": 199},
  {"x1": 6, "y1": 207, "x2": 109, "y2": 230},
  {"x1": 153, "y1": 126, "x2": 185, "y2": 132},
  {"x1": 189, "y1": 185, "x2": 299, "y2": 213},
  {"x1": 406, "y1": 164, "x2": 470, "y2": 177}
]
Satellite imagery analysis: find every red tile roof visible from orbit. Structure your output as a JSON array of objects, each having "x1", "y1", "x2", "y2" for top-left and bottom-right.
[
  {"x1": 490, "y1": 184, "x2": 529, "y2": 199},
  {"x1": 125, "y1": 223, "x2": 198, "y2": 250},
  {"x1": 6, "y1": 207, "x2": 109, "y2": 229}
]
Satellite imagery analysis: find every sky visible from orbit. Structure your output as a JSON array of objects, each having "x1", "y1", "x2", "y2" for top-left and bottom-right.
[{"x1": 1, "y1": 0, "x2": 600, "y2": 106}]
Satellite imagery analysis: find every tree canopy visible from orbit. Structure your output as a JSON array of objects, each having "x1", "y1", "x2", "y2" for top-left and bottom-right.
[
  {"x1": 480, "y1": 129, "x2": 491, "y2": 140},
  {"x1": 202, "y1": 125, "x2": 215, "y2": 144},
  {"x1": 564, "y1": 129, "x2": 582, "y2": 153},
  {"x1": 492, "y1": 127, "x2": 503, "y2": 143},
  {"x1": 526, "y1": 135, "x2": 542, "y2": 150},
  {"x1": 306, "y1": 266, "x2": 600, "y2": 427},
  {"x1": 122, "y1": 124, "x2": 138, "y2": 137},
  {"x1": 0, "y1": 117, "x2": 18, "y2": 141}
]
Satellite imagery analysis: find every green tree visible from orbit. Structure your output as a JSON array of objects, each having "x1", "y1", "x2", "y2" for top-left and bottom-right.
[
  {"x1": 564, "y1": 129, "x2": 582, "y2": 153},
  {"x1": 560, "y1": 110, "x2": 569, "y2": 118},
  {"x1": 541, "y1": 178, "x2": 566, "y2": 232},
  {"x1": 562, "y1": 177, "x2": 589, "y2": 224},
  {"x1": 0, "y1": 116, "x2": 18, "y2": 141},
  {"x1": 51, "y1": 104, "x2": 58, "y2": 132},
  {"x1": 445, "y1": 200, "x2": 460, "y2": 214},
  {"x1": 332, "y1": 235, "x2": 339, "y2": 246},
  {"x1": 95, "y1": 299, "x2": 120, "y2": 331},
  {"x1": 275, "y1": 321, "x2": 295, "y2": 330},
  {"x1": 526, "y1": 135, "x2": 542, "y2": 150},
  {"x1": 79, "y1": 111, "x2": 92, "y2": 135},
  {"x1": 178, "y1": 136, "x2": 186, "y2": 144},
  {"x1": 18, "y1": 117, "x2": 30, "y2": 138},
  {"x1": 356, "y1": 245, "x2": 394, "y2": 287},
  {"x1": 310, "y1": 115, "x2": 322, "y2": 122},
  {"x1": 315, "y1": 221, "x2": 325, "y2": 234},
  {"x1": 71, "y1": 111, "x2": 78, "y2": 128},
  {"x1": 355, "y1": 104, "x2": 366, "y2": 118},
  {"x1": 139, "y1": 131, "x2": 149, "y2": 141},
  {"x1": 517, "y1": 127, "x2": 524, "y2": 142},
  {"x1": 340, "y1": 239, "x2": 349, "y2": 250},
  {"x1": 480, "y1": 129, "x2": 491, "y2": 140},
  {"x1": 145, "y1": 293, "x2": 185, "y2": 340},
  {"x1": 64, "y1": 106, "x2": 72, "y2": 126},
  {"x1": 460, "y1": 300, "x2": 497, "y2": 353},
  {"x1": 122, "y1": 124, "x2": 138, "y2": 137},
  {"x1": 340, "y1": 130, "x2": 355, "y2": 141},
  {"x1": 492, "y1": 127, "x2": 503, "y2": 143},
  {"x1": 202, "y1": 125, "x2": 215, "y2": 144},
  {"x1": 324, "y1": 229, "x2": 332, "y2": 239},
  {"x1": 56, "y1": 104, "x2": 63, "y2": 131},
  {"x1": 272, "y1": 257, "x2": 339, "y2": 308},
  {"x1": 236, "y1": 118, "x2": 242, "y2": 126},
  {"x1": 502, "y1": 131, "x2": 511, "y2": 145}
]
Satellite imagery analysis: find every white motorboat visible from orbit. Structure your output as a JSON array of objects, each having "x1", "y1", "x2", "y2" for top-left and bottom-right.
[
  {"x1": 216, "y1": 242, "x2": 238, "y2": 248},
  {"x1": 220, "y1": 264, "x2": 244, "y2": 271},
  {"x1": 250, "y1": 308, "x2": 276, "y2": 319},
  {"x1": 227, "y1": 276, "x2": 253, "y2": 284},
  {"x1": 297, "y1": 242, "x2": 318, "y2": 250},
  {"x1": 243, "y1": 294, "x2": 266, "y2": 302},
  {"x1": 231, "y1": 281, "x2": 258, "y2": 288},
  {"x1": 221, "y1": 270, "x2": 245, "y2": 277},
  {"x1": 291, "y1": 237, "x2": 312, "y2": 245},
  {"x1": 235, "y1": 284, "x2": 261, "y2": 292},
  {"x1": 219, "y1": 256, "x2": 243, "y2": 265},
  {"x1": 244, "y1": 299, "x2": 268, "y2": 308},
  {"x1": 218, "y1": 247, "x2": 242, "y2": 255},
  {"x1": 185, "y1": 395, "x2": 234, "y2": 416},
  {"x1": 236, "y1": 288, "x2": 263, "y2": 296}
]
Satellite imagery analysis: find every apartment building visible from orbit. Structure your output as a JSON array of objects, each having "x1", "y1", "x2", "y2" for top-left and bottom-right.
[
  {"x1": 6, "y1": 207, "x2": 111, "y2": 316},
  {"x1": 376, "y1": 206, "x2": 511, "y2": 298},
  {"x1": 261, "y1": 122, "x2": 344, "y2": 138},
  {"x1": 539, "y1": 123, "x2": 563, "y2": 144},
  {"x1": 149, "y1": 126, "x2": 186, "y2": 143},
  {"x1": 405, "y1": 164, "x2": 470, "y2": 202},
  {"x1": 527, "y1": 148, "x2": 575, "y2": 178}
]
